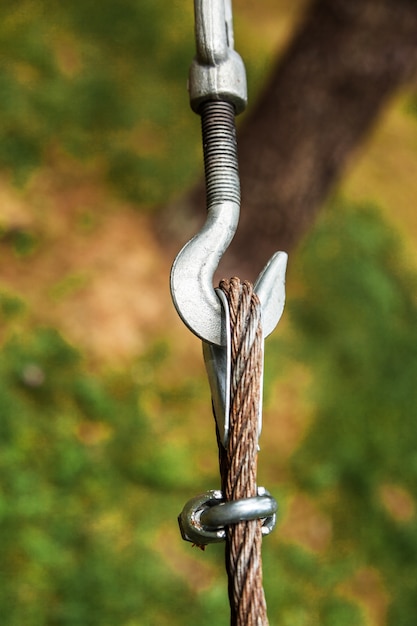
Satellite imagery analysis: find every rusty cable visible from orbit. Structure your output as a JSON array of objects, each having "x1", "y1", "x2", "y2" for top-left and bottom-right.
[{"x1": 218, "y1": 277, "x2": 269, "y2": 626}]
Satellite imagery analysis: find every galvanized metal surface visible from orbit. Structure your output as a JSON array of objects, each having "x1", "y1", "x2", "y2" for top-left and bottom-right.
[
  {"x1": 178, "y1": 487, "x2": 277, "y2": 546},
  {"x1": 170, "y1": 0, "x2": 287, "y2": 346},
  {"x1": 189, "y1": 0, "x2": 247, "y2": 113}
]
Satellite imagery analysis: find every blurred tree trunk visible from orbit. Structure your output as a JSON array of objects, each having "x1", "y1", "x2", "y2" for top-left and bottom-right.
[{"x1": 157, "y1": 0, "x2": 417, "y2": 280}]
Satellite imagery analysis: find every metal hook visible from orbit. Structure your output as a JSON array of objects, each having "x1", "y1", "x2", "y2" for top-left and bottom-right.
[
  {"x1": 170, "y1": 0, "x2": 288, "y2": 347},
  {"x1": 170, "y1": 209, "x2": 288, "y2": 347}
]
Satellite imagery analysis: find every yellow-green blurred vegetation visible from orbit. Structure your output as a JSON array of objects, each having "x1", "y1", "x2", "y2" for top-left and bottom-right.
[{"x1": 1, "y1": 1, "x2": 417, "y2": 625}]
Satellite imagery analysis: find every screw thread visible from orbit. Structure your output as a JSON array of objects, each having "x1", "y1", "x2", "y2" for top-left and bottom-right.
[{"x1": 200, "y1": 101, "x2": 240, "y2": 208}]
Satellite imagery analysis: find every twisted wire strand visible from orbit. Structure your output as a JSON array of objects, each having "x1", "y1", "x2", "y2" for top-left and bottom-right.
[{"x1": 218, "y1": 277, "x2": 269, "y2": 626}]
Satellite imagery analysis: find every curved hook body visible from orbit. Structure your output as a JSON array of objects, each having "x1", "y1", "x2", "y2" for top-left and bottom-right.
[
  {"x1": 171, "y1": 225, "x2": 288, "y2": 346},
  {"x1": 170, "y1": 200, "x2": 239, "y2": 346}
]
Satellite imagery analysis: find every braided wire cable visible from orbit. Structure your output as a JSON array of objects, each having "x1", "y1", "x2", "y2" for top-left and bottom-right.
[{"x1": 218, "y1": 277, "x2": 269, "y2": 626}]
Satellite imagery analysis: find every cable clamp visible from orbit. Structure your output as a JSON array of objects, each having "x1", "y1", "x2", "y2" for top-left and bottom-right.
[{"x1": 178, "y1": 487, "x2": 278, "y2": 546}]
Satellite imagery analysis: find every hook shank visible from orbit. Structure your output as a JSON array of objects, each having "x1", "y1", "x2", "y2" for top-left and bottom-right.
[{"x1": 171, "y1": 101, "x2": 240, "y2": 346}]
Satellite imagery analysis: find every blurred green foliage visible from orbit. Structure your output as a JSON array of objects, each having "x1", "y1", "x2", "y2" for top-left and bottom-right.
[
  {"x1": 2, "y1": 203, "x2": 417, "y2": 624},
  {"x1": 1, "y1": 1, "x2": 417, "y2": 624},
  {"x1": 0, "y1": 0, "x2": 197, "y2": 201},
  {"x1": 0, "y1": 298, "x2": 224, "y2": 625},
  {"x1": 288, "y1": 203, "x2": 417, "y2": 625}
]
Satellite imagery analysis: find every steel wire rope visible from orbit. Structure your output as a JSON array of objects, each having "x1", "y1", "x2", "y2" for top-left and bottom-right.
[{"x1": 217, "y1": 277, "x2": 269, "y2": 626}]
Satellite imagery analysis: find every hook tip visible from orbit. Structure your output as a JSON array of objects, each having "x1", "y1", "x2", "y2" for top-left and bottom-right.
[{"x1": 255, "y1": 251, "x2": 288, "y2": 338}]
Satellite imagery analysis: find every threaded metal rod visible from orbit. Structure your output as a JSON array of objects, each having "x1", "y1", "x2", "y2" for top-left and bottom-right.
[{"x1": 200, "y1": 101, "x2": 241, "y2": 209}]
